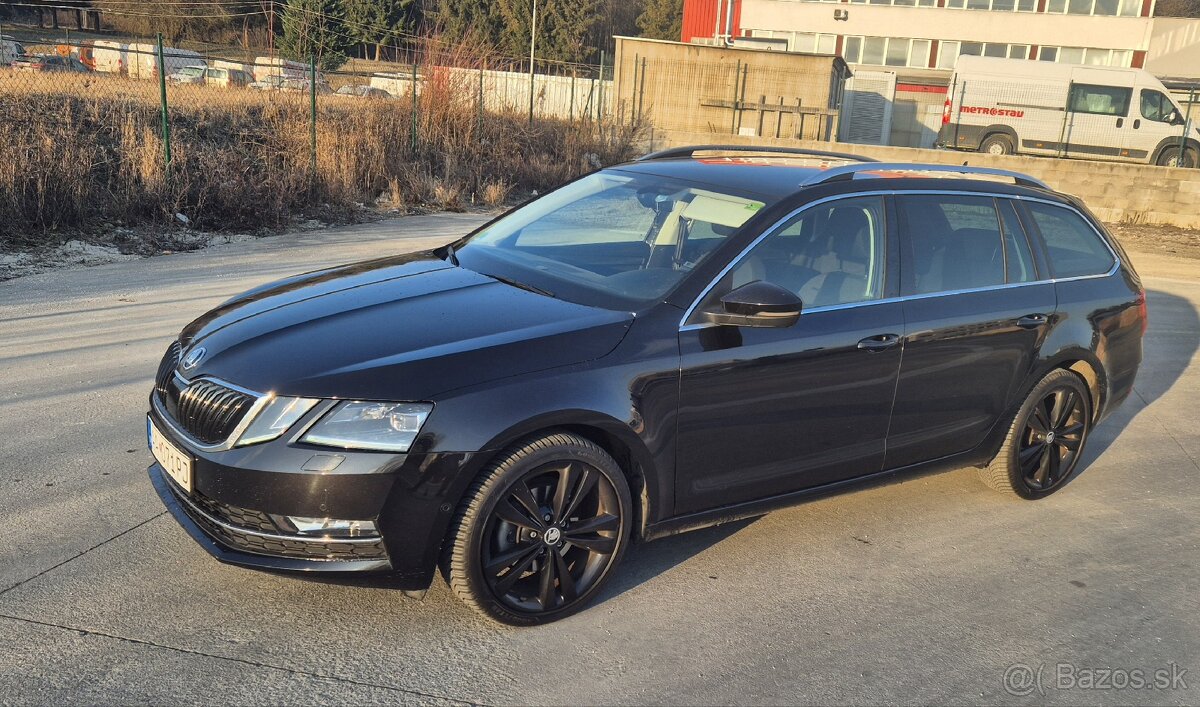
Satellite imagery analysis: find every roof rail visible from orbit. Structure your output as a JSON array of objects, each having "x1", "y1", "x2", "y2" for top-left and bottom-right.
[
  {"x1": 800, "y1": 162, "x2": 1050, "y2": 190},
  {"x1": 637, "y1": 144, "x2": 878, "y2": 163}
]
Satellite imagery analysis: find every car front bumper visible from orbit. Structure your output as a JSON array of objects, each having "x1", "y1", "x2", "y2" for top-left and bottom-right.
[{"x1": 146, "y1": 403, "x2": 484, "y2": 590}]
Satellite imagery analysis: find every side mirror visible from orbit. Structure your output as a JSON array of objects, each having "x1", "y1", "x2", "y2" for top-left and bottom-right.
[{"x1": 702, "y1": 281, "x2": 802, "y2": 328}]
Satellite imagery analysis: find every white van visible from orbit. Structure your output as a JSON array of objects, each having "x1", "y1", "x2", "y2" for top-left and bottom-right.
[
  {"x1": 126, "y1": 43, "x2": 204, "y2": 80},
  {"x1": 251, "y1": 56, "x2": 308, "y2": 83},
  {"x1": 91, "y1": 40, "x2": 129, "y2": 74},
  {"x1": 938, "y1": 56, "x2": 1199, "y2": 168}
]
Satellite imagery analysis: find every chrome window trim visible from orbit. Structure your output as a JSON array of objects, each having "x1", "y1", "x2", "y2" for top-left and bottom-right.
[
  {"x1": 152, "y1": 374, "x2": 272, "y2": 452},
  {"x1": 678, "y1": 189, "x2": 1120, "y2": 331}
]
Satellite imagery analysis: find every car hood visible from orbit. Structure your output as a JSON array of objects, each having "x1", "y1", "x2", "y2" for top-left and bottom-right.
[{"x1": 175, "y1": 252, "x2": 633, "y2": 400}]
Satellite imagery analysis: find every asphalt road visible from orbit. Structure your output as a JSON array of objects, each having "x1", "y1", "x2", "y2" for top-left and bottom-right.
[{"x1": 1, "y1": 215, "x2": 1198, "y2": 705}]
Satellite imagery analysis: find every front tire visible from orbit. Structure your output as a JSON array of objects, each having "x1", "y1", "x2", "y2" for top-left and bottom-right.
[
  {"x1": 440, "y1": 432, "x2": 633, "y2": 625},
  {"x1": 1157, "y1": 146, "x2": 1197, "y2": 168},
  {"x1": 980, "y1": 369, "x2": 1092, "y2": 500}
]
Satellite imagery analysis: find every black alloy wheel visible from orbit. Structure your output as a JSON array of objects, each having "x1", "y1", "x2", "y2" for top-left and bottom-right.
[
  {"x1": 1018, "y1": 386, "x2": 1086, "y2": 492},
  {"x1": 981, "y1": 369, "x2": 1092, "y2": 499},
  {"x1": 442, "y1": 432, "x2": 632, "y2": 625}
]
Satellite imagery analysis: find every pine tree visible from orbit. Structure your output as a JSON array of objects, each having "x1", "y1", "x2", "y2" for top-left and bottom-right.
[
  {"x1": 280, "y1": 0, "x2": 353, "y2": 70},
  {"x1": 636, "y1": 0, "x2": 683, "y2": 41},
  {"x1": 344, "y1": 0, "x2": 415, "y2": 60}
]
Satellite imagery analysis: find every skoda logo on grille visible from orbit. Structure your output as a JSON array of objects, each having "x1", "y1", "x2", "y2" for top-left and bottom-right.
[{"x1": 181, "y1": 347, "x2": 207, "y2": 370}]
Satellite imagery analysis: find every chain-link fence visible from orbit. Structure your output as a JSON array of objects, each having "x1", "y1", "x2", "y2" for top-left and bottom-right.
[
  {"x1": 0, "y1": 30, "x2": 636, "y2": 240},
  {"x1": 945, "y1": 75, "x2": 1198, "y2": 168}
]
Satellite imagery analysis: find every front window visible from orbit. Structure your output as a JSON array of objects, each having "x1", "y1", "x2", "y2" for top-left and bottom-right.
[
  {"x1": 179, "y1": 66, "x2": 204, "y2": 78},
  {"x1": 1140, "y1": 89, "x2": 1179, "y2": 123},
  {"x1": 455, "y1": 171, "x2": 768, "y2": 309}
]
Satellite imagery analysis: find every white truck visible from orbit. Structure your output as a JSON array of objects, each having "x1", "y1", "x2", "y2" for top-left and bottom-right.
[
  {"x1": 127, "y1": 43, "x2": 204, "y2": 80},
  {"x1": 938, "y1": 55, "x2": 1198, "y2": 168}
]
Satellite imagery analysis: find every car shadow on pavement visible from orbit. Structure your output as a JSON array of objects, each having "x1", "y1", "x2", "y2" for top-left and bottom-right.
[
  {"x1": 1077, "y1": 287, "x2": 1199, "y2": 468},
  {"x1": 592, "y1": 517, "x2": 761, "y2": 606}
]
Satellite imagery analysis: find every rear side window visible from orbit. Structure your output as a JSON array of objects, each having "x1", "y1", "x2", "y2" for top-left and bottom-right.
[
  {"x1": 1068, "y1": 84, "x2": 1131, "y2": 117},
  {"x1": 1025, "y1": 203, "x2": 1116, "y2": 278},
  {"x1": 998, "y1": 200, "x2": 1037, "y2": 284},
  {"x1": 898, "y1": 195, "x2": 1007, "y2": 295}
]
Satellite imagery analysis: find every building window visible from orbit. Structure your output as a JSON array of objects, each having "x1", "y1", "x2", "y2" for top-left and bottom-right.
[
  {"x1": 1037, "y1": 46, "x2": 1134, "y2": 67},
  {"x1": 1045, "y1": 0, "x2": 1140, "y2": 15},
  {"x1": 849, "y1": 0, "x2": 937, "y2": 6},
  {"x1": 945, "y1": 0, "x2": 1037, "y2": 11},
  {"x1": 937, "y1": 41, "x2": 1030, "y2": 68},
  {"x1": 755, "y1": 30, "x2": 838, "y2": 54},
  {"x1": 843, "y1": 35, "x2": 932, "y2": 68}
]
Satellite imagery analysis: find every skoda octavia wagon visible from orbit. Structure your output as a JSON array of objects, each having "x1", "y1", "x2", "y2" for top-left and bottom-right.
[{"x1": 147, "y1": 146, "x2": 1145, "y2": 625}]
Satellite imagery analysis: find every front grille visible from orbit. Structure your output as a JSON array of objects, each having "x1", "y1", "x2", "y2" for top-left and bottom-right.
[
  {"x1": 159, "y1": 378, "x2": 256, "y2": 445},
  {"x1": 169, "y1": 484, "x2": 388, "y2": 562}
]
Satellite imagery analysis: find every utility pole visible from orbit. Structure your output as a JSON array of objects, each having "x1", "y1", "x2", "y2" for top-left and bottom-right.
[{"x1": 528, "y1": 0, "x2": 537, "y2": 124}]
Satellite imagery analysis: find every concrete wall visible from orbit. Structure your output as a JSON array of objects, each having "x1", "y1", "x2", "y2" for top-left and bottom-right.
[
  {"x1": 614, "y1": 37, "x2": 845, "y2": 139},
  {"x1": 740, "y1": 0, "x2": 1155, "y2": 52},
  {"x1": 655, "y1": 130, "x2": 1200, "y2": 228}
]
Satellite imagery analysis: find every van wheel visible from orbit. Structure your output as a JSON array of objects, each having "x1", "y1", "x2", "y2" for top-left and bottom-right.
[
  {"x1": 980, "y1": 369, "x2": 1092, "y2": 500},
  {"x1": 1157, "y1": 146, "x2": 1197, "y2": 168},
  {"x1": 980, "y1": 134, "x2": 1014, "y2": 156}
]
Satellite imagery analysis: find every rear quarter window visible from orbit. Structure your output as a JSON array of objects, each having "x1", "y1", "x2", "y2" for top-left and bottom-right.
[{"x1": 1025, "y1": 203, "x2": 1115, "y2": 278}]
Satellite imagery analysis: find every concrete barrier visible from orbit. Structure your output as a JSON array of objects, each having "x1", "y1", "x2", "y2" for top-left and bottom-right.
[{"x1": 653, "y1": 130, "x2": 1200, "y2": 229}]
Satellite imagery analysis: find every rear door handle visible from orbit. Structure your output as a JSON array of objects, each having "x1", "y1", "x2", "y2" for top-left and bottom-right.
[
  {"x1": 857, "y1": 334, "x2": 901, "y2": 351},
  {"x1": 1117, "y1": 117, "x2": 1124, "y2": 128},
  {"x1": 1017, "y1": 314, "x2": 1049, "y2": 329},
  {"x1": 1134, "y1": 119, "x2": 1141, "y2": 129}
]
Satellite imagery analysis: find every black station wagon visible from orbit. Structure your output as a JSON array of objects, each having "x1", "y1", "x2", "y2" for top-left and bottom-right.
[{"x1": 147, "y1": 146, "x2": 1146, "y2": 624}]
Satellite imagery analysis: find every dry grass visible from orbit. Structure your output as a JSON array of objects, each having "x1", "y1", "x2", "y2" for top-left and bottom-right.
[{"x1": 0, "y1": 68, "x2": 640, "y2": 244}]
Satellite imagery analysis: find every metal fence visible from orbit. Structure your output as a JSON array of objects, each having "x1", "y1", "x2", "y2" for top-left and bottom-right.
[
  {"x1": 946, "y1": 76, "x2": 1198, "y2": 168},
  {"x1": 0, "y1": 31, "x2": 616, "y2": 176}
]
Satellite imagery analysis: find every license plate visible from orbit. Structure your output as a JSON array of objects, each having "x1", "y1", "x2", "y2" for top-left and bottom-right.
[{"x1": 148, "y1": 417, "x2": 193, "y2": 493}]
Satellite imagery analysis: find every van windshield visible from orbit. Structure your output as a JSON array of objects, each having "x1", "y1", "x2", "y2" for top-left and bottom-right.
[
  {"x1": 454, "y1": 171, "x2": 769, "y2": 309},
  {"x1": 178, "y1": 66, "x2": 204, "y2": 78}
]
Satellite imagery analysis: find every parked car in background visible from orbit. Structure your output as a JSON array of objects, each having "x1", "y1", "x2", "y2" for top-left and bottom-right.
[
  {"x1": 1, "y1": 36, "x2": 26, "y2": 67},
  {"x1": 280, "y1": 77, "x2": 333, "y2": 94},
  {"x1": 248, "y1": 74, "x2": 287, "y2": 91},
  {"x1": 251, "y1": 55, "x2": 307, "y2": 84},
  {"x1": 168, "y1": 65, "x2": 207, "y2": 85},
  {"x1": 12, "y1": 54, "x2": 91, "y2": 73},
  {"x1": 145, "y1": 145, "x2": 1145, "y2": 626},
  {"x1": 335, "y1": 85, "x2": 391, "y2": 99},
  {"x1": 939, "y1": 55, "x2": 1199, "y2": 168},
  {"x1": 91, "y1": 40, "x2": 129, "y2": 74}
]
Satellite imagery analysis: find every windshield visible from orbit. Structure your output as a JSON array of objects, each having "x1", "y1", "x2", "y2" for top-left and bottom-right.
[{"x1": 454, "y1": 171, "x2": 767, "y2": 309}]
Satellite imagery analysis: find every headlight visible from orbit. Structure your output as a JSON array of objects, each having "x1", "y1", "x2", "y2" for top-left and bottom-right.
[
  {"x1": 300, "y1": 401, "x2": 432, "y2": 452},
  {"x1": 234, "y1": 396, "x2": 320, "y2": 447}
]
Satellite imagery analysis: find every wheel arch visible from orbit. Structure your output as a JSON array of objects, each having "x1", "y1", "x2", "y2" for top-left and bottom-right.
[
  {"x1": 470, "y1": 411, "x2": 661, "y2": 540},
  {"x1": 980, "y1": 125, "x2": 1019, "y2": 151},
  {"x1": 1028, "y1": 349, "x2": 1107, "y2": 423},
  {"x1": 1150, "y1": 136, "x2": 1200, "y2": 165}
]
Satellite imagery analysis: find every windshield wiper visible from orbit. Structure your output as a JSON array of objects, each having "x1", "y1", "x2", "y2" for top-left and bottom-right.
[
  {"x1": 487, "y1": 273, "x2": 555, "y2": 298},
  {"x1": 442, "y1": 243, "x2": 460, "y2": 266}
]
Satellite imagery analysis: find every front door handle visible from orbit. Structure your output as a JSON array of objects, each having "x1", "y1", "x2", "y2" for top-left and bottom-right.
[
  {"x1": 1117, "y1": 117, "x2": 1124, "y2": 128},
  {"x1": 1134, "y1": 119, "x2": 1141, "y2": 129},
  {"x1": 857, "y1": 333, "x2": 901, "y2": 351},
  {"x1": 1017, "y1": 313, "x2": 1049, "y2": 329}
]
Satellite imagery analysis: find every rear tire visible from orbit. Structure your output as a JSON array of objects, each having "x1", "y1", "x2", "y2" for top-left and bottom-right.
[
  {"x1": 440, "y1": 432, "x2": 633, "y2": 626},
  {"x1": 980, "y1": 369, "x2": 1092, "y2": 500},
  {"x1": 1157, "y1": 146, "x2": 1197, "y2": 168},
  {"x1": 980, "y1": 134, "x2": 1014, "y2": 156}
]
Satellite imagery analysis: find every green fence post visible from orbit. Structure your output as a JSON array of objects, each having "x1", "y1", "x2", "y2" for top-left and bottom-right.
[
  {"x1": 156, "y1": 33, "x2": 172, "y2": 170},
  {"x1": 309, "y1": 55, "x2": 317, "y2": 175}
]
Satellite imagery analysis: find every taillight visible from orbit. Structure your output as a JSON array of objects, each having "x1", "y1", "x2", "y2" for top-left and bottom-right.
[
  {"x1": 942, "y1": 98, "x2": 952, "y2": 125},
  {"x1": 1136, "y1": 290, "x2": 1148, "y2": 336}
]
